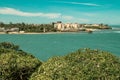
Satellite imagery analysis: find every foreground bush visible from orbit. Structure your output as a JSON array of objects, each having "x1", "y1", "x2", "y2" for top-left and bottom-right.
[
  {"x1": 0, "y1": 42, "x2": 42, "y2": 80},
  {"x1": 30, "y1": 48, "x2": 120, "y2": 80},
  {"x1": 0, "y1": 42, "x2": 19, "y2": 51}
]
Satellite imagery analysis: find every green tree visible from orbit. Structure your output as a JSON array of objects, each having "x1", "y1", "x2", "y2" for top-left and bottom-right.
[{"x1": 0, "y1": 22, "x2": 5, "y2": 27}]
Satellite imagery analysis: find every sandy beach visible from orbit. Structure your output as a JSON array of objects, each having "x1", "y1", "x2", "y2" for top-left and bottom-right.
[
  {"x1": 0, "y1": 32, "x2": 79, "y2": 34},
  {"x1": 0, "y1": 32, "x2": 5, "y2": 34}
]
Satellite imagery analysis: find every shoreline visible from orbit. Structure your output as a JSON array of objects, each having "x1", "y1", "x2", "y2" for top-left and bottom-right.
[
  {"x1": 0, "y1": 29, "x2": 117, "y2": 35},
  {"x1": 0, "y1": 32, "x2": 82, "y2": 34}
]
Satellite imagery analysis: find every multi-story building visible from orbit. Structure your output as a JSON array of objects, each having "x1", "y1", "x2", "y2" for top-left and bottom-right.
[
  {"x1": 54, "y1": 22, "x2": 80, "y2": 31},
  {"x1": 53, "y1": 21, "x2": 110, "y2": 32}
]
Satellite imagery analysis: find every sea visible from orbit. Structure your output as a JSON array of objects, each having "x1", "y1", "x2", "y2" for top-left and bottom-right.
[{"x1": 0, "y1": 26, "x2": 120, "y2": 61}]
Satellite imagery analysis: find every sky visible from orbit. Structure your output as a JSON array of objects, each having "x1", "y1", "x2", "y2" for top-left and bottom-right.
[{"x1": 0, "y1": 0, "x2": 120, "y2": 24}]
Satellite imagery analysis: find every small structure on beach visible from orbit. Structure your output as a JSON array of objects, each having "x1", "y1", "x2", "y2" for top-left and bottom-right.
[{"x1": 5, "y1": 28, "x2": 20, "y2": 34}]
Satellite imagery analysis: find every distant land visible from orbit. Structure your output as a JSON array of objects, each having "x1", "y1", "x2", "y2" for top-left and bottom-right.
[{"x1": 0, "y1": 21, "x2": 112, "y2": 34}]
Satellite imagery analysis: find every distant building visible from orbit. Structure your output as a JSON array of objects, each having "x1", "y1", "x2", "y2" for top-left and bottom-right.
[
  {"x1": 54, "y1": 22, "x2": 63, "y2": 30},
  {"x1": 19, "y1": 31, "x2": 25, "y2": 33},
  {"x1": 84, "y1": 24, "x2": 99, "y2": 27},
  {"x1": 5, "y1": 28, "x2": 19, "y2": 34},
  {"x1": 54, "y1": 21, "x2": 80, "y2": 31},
  {"x1": 53, "y1": 21, "x2": 110, "y2": 32},
  {"x1": 10, "y1": 28, "x2": 19, "y2": 32},
  {"x1": 92, "y1": 24, "x2": 99, "y2": 27}
]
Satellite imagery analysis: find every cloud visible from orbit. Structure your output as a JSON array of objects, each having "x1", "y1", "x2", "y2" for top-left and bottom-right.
[
  {"x1": 53, "y1": 1, "x2": 101, "y2": 7},
  {"x1": 0, "y1": 7, "x2": 61, "y2": 18},
  {"x1": 61, "y1": 15, "x2": 74, "y2": 20},
  {"x1": 0, "y1": 7, "x2": 75, "y2": 20},
  {"x1": 78, "y1": 18, "x2": 90, "y2": 23}
]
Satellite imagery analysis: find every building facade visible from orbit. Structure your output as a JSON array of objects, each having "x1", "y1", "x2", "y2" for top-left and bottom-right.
[{"x1": 54, "y1": 22, "x2": 80, "y2": 31}]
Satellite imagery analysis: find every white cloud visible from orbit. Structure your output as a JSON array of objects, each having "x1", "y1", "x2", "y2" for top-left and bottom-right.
[
  {"x1": 61, "y1": 15, "x2": 74, "y2": 20},
  {"x1": 0, "y1": 7, "x2": 75, "y2": 20},
  {"x1": 78, "y1": 18, "x2": 90, "y2": 23},
  {"x1": 53, "y1": 1, "x2": 101, "y2": 7},
  {"x1": 0, "y1": 7, "x2": 61, "y2": 18},
  {"x1": 72, "y1": 2, "x2": 101, "y2": 6}
]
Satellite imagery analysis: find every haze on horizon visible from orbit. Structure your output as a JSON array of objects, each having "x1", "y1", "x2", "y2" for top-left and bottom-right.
[{"x1": 0, "y1": 0, "x2": 120, "y2": 25}]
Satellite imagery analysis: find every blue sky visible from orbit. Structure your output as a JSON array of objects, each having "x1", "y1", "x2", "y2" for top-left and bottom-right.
[{"x1": 0, "y1": 0, "x2": 120, "y2": 24}]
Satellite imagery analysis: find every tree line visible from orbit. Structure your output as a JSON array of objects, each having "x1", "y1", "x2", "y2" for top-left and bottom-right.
[{"x1": 0, "y1": 22, "x2": 57, "y2": 32}]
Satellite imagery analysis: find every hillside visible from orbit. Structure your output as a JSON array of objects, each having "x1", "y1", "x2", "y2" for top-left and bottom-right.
[{"x1": 30, "y1": 48, "x2": 120, "y2": 80}]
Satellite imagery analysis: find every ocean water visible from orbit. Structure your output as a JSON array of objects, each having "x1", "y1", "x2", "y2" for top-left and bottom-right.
[{"x1": 0, "y1": 29, "x2": 120, "y2": 61}]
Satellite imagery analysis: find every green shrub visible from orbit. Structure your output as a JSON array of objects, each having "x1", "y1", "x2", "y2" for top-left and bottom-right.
[
  {"x1": 0, "y1": 42, "x2": 19, "y2": 51},
  {"x1": 30, "y1": 48, "x2": 120, "y2": 80},
  {"x1": 0, "y1": 42, "x2": 42, "y2": 80}
]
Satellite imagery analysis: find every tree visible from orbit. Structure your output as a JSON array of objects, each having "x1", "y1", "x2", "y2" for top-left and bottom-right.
[{"x1": 0, "y1": 22, "x2": 5, "y2": 27}]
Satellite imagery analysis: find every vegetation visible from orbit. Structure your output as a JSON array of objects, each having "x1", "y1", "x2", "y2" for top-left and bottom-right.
[
  {"x1": 84, "y1": 24, "x2": 112, "y2": 29},
  {"x1": 0, "y1": 42, "x2": 120, "y2": 80},
  {"x1": 30, "y1": 48, "x2": 120, "y2": 80},
  {"x1": 0, "y1": 22, "x2": 112, "y2": 33},
  {"x1": 0, "y1": 42, "x2": 42, "y2": 80},
  {"x1": 0, "y1": 22, "x2": 56, "y2": 32},
  {"x1": 0, "y1": 42, "x2": 19, "y2": 51}
]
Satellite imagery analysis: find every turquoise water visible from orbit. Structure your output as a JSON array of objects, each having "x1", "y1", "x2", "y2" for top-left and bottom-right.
[{"x1": 0, "y1": 30, "x2": 120, "y2": 61}]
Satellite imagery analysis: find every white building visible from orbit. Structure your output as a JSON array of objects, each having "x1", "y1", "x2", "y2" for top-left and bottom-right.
[
  {"x1": 84, "y1": 24, "x2": 99, "y2": 27},
  {"x1": 54, "y1": 22, "x2": 79, "y2": 31}
]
